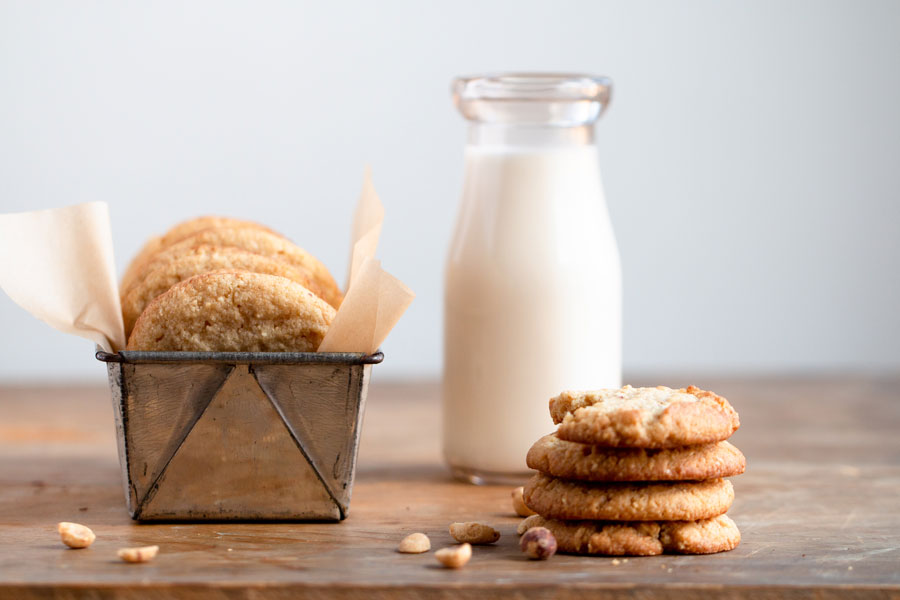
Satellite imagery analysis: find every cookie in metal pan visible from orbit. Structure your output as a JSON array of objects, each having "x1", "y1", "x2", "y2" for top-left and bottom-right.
[
  {"x1": 121, "y1": 245, "x2": 317, "y2": 337},
  {"x1": 120, "y1": 216, "x2": 275, "y2": 295},
  {"x1": 126, "y1": 270, "x2": 335, "y2": 352},
  {"x1": 124, "y1": 226, "x2": 343, "y2": 309}
]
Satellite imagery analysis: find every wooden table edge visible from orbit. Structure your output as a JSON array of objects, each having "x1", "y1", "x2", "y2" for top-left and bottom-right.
[{"x1": 2, "y1": 582, "x2": 899, "y2": 600}]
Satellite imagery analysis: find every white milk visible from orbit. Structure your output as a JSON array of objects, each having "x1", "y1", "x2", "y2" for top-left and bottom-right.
[{"x1": 443, "y1": 144, "x2": 621, "y2": 481}]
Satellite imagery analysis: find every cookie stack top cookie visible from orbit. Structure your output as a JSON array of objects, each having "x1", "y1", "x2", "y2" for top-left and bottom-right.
[
  {"x1": 521, "y1": 385, "x2": 745, "y2": 556},
  {"x1": 549, "y1": 385, "x2": 740, "y2": 448}
]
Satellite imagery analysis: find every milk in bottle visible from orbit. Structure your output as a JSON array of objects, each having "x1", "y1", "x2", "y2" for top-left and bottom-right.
[{"x1": 444, "y1": 74, "x2": 621, "y2": 483}]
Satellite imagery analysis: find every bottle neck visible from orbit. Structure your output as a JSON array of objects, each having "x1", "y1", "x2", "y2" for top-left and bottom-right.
[{"x1": 467, "y1": 123, "x2": 594, "y2": 148}]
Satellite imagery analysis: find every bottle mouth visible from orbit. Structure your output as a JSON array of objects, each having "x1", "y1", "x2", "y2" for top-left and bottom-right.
[{"x1": 453, "y1": 73, "x2": 612, "y2": 126}]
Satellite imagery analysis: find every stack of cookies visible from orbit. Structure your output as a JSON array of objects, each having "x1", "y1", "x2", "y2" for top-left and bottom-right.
[
  {"x1": 520, "y1": 385, "x2": 745, "y2": 556},
  {"x1": 120, "y1": 216, "x2": 342, "y2": 352}
]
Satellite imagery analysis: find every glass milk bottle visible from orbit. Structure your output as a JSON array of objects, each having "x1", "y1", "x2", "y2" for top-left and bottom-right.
[{"x1": 443, "y1": 74, "x2": 621, "y2": 484}]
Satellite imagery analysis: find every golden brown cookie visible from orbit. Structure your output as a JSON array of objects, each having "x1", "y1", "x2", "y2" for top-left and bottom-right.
[
  {"x1": 550, "y1": 385, "x2": 740, "y2": 448},
  {"x1": 523, "y1": 473, "x2": 734, "y2": 521},
  {"x1": 121, "y1": 246, "x2": 317, "y2": 336},
  {"x1": 519, "y1": 514, "x2": 741, "y2": 556},
  {"x1": 120, "y1": 216, "x2": 274, "y2": 295},
  {"x1": 123, "y1": 226, "x2": 342, "y2": 309},
  {"x1": 526, "y1": 434, "x2": 746, "y2": 482},
  {"x1": 126, "y1": 270, "x2": 335, "y2": 352}
]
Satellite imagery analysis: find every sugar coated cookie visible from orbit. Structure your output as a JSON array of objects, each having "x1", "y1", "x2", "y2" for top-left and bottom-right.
[
  {"x1": 120, "y1": 216, "x2": 274, "y2": 294},
  {"x1": 123, "y1": 226, "x2": 342, "y2": 309},
  {"x1": 121, "y1": 246, "x2": 316, "y2": 336},
  {"x1": 126, "y1": 270, "x2": 335, "y2": 352}
]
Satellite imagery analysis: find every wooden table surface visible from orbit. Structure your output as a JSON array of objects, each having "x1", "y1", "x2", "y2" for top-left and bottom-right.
[{"x1": 1, "y1": 375, "x2": 899, "y2": 599}]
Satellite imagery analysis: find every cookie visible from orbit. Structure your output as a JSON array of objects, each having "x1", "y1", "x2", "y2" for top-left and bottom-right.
[
  {"x1": 123, "y1": 226, "x2": 343, "y2": 309},
  {"x1": 121, "y1": 246, "x2": 317, "y2": 336},
  {"x1": 550, "y1": 385, "x2": 740, "y2": 448},
  {"x1": 518, "y1": 514, "x2": 741, "y2": 556},
  {"x1": 120, "y1": 216, "x2": 274, "y2": 295},
  {"x1": 126, "y1": 270, "x2": 336, "y2": 352},
  {"x1": 523, "y1": 473, "x2": 734, "y2": 521},
  {"x1": 526, "y1": 434, "x2": 746, "y2": 482}
]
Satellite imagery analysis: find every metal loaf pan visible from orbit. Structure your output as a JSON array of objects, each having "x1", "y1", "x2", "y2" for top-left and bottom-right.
[{"x1": 96, "y1": 349, "x2": 383, "y2": 522}]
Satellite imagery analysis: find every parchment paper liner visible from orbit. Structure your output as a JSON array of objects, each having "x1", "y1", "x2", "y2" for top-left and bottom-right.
[{"x1": 0, "y1": 169, "x2": 413, "y2": 354}]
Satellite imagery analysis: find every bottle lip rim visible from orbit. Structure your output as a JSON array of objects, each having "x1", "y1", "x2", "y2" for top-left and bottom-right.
[{"x1": 452, "y1": 73, "x2": 612, "y2": 102}]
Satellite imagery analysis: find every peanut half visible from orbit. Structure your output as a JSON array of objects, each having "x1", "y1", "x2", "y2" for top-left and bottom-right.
[
  {"x1": 449, "y1": 522, "x2": 500, "y2": 545},
  {"x1": 117, "y1": 545, "x2": 159, "y2": 563},
  {"x1": 397, "y1": 532, "x2": 431, "y2": 554},
  {"x1": 517, "y1": 515, "x2": 542, "y2": 536},
  {"x1": 512, "y1": 486, "x2": 537, "y2": 517},
  {"x1": 435, "y1": 543, "x2": 472, "y2": 568},
  {"x1": 57, "y1": 522, "x2": 96, "y2": 549}
]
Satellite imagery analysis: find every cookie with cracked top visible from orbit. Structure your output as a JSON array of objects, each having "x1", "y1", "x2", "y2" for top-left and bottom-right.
[{"x1": 550, "y1": 385, "x2": 739, "y2": 448}]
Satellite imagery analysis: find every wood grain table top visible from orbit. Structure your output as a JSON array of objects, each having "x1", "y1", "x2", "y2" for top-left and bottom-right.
[{"x1": 1, "y1": 375, "x2": 898, "y2": 599}]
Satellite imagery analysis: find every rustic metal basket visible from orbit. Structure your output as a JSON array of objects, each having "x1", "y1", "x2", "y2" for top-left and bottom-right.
[{"x1": 96, "y1": 349, "x2": 382, "y2": 522}]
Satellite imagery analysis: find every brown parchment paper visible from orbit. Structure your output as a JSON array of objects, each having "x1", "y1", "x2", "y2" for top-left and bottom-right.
[{"x1": 0, "y1": 171, "x2": 413, "y2": 356}]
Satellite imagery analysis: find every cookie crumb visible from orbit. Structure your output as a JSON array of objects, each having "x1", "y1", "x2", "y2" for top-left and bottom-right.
[
  {"x1": 848, "y1": 566, "x2": 853, "y2": 570},
  {"x1": 611, "y1": 558, "x2": 620, "y2": 565}
]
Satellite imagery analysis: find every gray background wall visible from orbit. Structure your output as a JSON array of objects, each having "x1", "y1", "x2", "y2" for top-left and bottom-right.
[{"x1": 1, "y1": 0, "x2": 898, "y2": 382}]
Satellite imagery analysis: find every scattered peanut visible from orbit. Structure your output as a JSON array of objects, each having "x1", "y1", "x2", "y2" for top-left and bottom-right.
[
  {"x1": 520, "y1": 527, "x2": 557, "y2": 560},
  {"x1": 449, "y1": 522, "x2": 500, "y2": 544},
  {"x1": 435, "y1": 543, "x2": 472, "y2": 568},
  {"x1": 117, "y1": 545, "x2": 159, "y2": 563},
  {"x1": 57, "y1": 522, "x2": 95, "y2": 549},
  {"x1": 397, "y1": 532, "x2": 431, "y2": 554},
  {"x1": 511, "y1": 486, "x2": 537, "y2": 517},
  {"x1": 517, "y1": 515, "x2": 541, "y2": 535}
]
